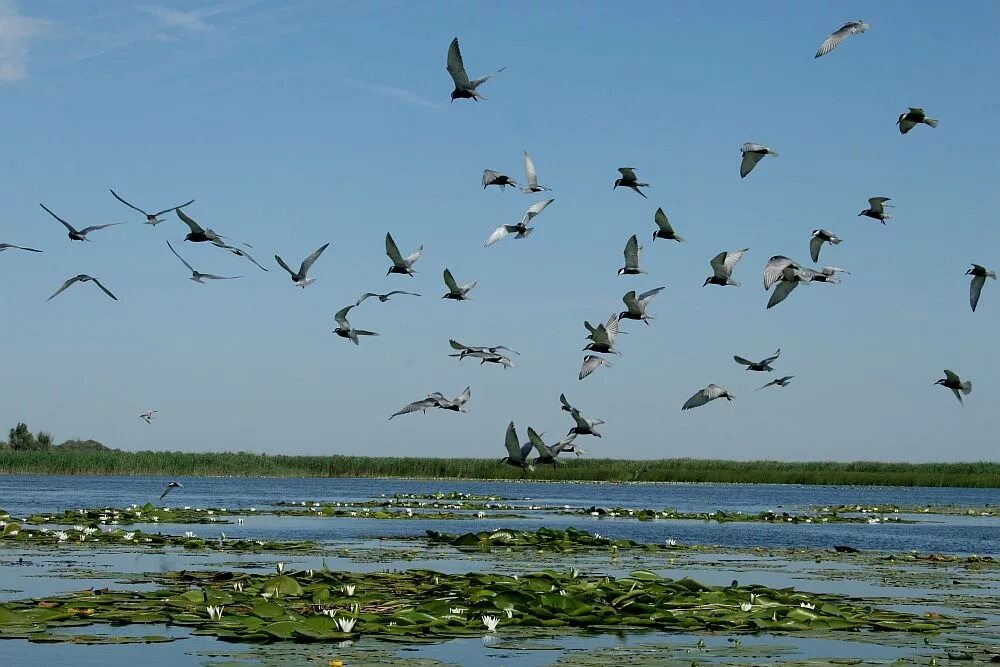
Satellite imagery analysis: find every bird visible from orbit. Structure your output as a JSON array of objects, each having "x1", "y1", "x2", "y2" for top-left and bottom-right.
[
  {"x1": 810, "y1": 229, "x2": 842, "y2": 263},
  {"x1": 160, "y1": 481, "x2": 183, "y2": 500},
  {"x1": 935, "y1": 370, "x2": 972, "y2": 405},
  {"x1": 704, "y1": 249, "x2": 749, "y2": 286},
  {"x1": 446, "y1": 37, "x2": 504, "y2": 102},
  {"x1": 814, "y1": 20, "x2": 870, "y2": 58},
  {"x1": 763, "y1": 256, "x2": 825, "y2": 309},
  {"x1": 579, "y1": 355, "x2": 612, "y2": 380},
  {"x1": 449, "y1": 340, "x2": 519, "y2": 356},
  {"x1": 651, "y1": 208, "x2": 684, "y2": 242},
  {"x1": 39, "y1": 203, "x2": 125, "y2": 242},
  {"x1": 482, "y1": 170, "x2": 517, "y2": 190},
  {"x1": 275, "y1": 243, "x2": 329, "y2": 288},
  {"x1": 139, "y1": 410, "x2": 157, "y2": 424},
  {"x1": 740, "y1": 144, "x2": 779, "y2": 178},
  {"x1": 0, "y1": 243, "x2": 42, "y2": 253},
  {"x1": 756, "y1": 376, "x2": 795, "y2": 390},
  {"x1": 355, "y1": 290, "x2": 421, "y2": 306},
  {"x1": 897, "y1": 108, "x2": 939, "y2": 134},
  {"x1": 620, "y1": 287, "x2": 665, "y2": 325},
  {"x1": 499, "y1": 422, "x2": 534, "y2": 472},
  {"x1": 814, "y1": 266, "x2": 850, "y2": 283},
  {"x1": 332, "y1": 305, "x2": 378, "y2": 345},
  {"x1": 859, "y1": 197, "x2": 893, "y2": 224},
  {"x1": 527, "y1": 428, "x2": 580, "y2": 465},
  {"x1": 450, "y1": 350, "x2": 515, "y2": 369},
  {"x1": 47, "y1": 274, "x2": 117, "y2": 302},
  {"x1": 385, "y1": 233, "x2": 422, "y2": 276},
  {"x1": 613, "y1": 167, "x2": 649, "y2": 198},
  {"x1": 389, "y1": 394, "x2": 446, "y2": 420},
  {"x1": 166, "y1": 240, "x2": 240, "y2": 283},
  {"x1": 521, "y1": 151, "x2": 551, "y2": 193},
  {"x1": 435, "y1": 387, "x2": 472, "y2": 413},
  {"x1": 584, "y1": 313, "x2": 621, "y2": 355},
  {"x1": 442, "y1": 269, "x2": 476, "y2": 300},
  {"x1": 966, "y1": 264, "x2": 996, "y2": 312},
  {"x1": 110, "y1": 189, "x2": 194, "y2": 225},
  {"x1": 734, "y1": 348, "x2": 781, "y2": 372},
  {"x1": 618, "y1": 234, "x2": 645, "y2": 275},
  {"x1": 220, "y1": 244, "x2": 268, "y2": 272},
  {"x1": 682, "y1": 385, "x2": 735, "y2": 410},
  {"x1": 485, "y1": 198, "x2": 555, "y2": 247},
  {"x1": 175, "y1": 208, "x2": 225, "y2": 245},
  {"x1": 567, "y1": 407, "x2": 604, "y2": 439}
]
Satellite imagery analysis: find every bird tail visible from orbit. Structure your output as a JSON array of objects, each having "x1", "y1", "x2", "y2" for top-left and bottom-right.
[
  {"x1": 924, "y1": 118, "x2": 939, "y2": 128},
  {"x1": 960, "y1": 381, "x2": 972, "y2": 395},
  {"x1": 355, "y1": 330, "x2": 379, "y2": 337},
  {"x1": 831, "y1": 238, "x2": 843, "y2": 245},
  {"x1": 882, "y1": 214, "x2": 893, "y2": 220},
  {"x1": 673, "y1": 234, "x2": 685, "y2": 242}
]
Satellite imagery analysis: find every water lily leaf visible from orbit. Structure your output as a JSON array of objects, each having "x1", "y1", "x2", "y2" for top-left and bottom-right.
[
  {"x1": 261, "y1": 575, "x2": 303, "y2": 597},
  {"x1": 628, "y1": 570, "x2": 663, "y2": 582},
  {"x1": 251, "y1": 601, "x2": 287, "y2": 620}
]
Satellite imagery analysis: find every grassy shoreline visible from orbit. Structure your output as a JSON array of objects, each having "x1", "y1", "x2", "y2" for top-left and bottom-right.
[{"x1": 0, "y1": 451, "x2": 997, "y2": 487}]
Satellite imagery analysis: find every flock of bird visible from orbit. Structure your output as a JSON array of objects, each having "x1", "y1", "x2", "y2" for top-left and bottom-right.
[{"x1": 2, "y1": 24, "x2": 993, "y2": 469}]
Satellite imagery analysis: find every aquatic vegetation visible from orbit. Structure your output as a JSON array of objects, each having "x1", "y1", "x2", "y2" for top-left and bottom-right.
[
  {"x1": 572, "y1": 506, "x2": 912, "y2": 524},
  {"x1": 0, "y1": 524, "x2": 316, "y2": 552},
  {"x1": 816, "y1": 503, "x2": 999, "y2": 517}
]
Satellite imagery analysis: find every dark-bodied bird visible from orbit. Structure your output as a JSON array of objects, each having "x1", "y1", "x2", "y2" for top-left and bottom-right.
[
  {"x1": 757, "y1": 376, "x2": 795, "y2": 390},
  {"x1": 566, "y1": 409, "x2": 604, "y2": 439},
  {"x1": 47, "y1": 274, "x2": 117, "y2": 301},
  {"x1": 0, "y1": 243, "x2": 42, "y2": 253},
  {"x1": 521, "y1": 151, "x2": 551, "y2": 193},
  {"x1": 140, "y1": 410, "x2": 157, "y2": 424},
  {"x1": 682, "y1": 385, "x2": 735, "y2": 411},
  {"x1": 499, "y1": 422, "x2": 534, "y2": 472},
  {"x1": 704, "y1": 248, "x2": 748, "y2": 286},
  {"x1": 275, "y1": 243, "x2": 329, "y2": 288},
  {"x1": 355, "y1": 290, "x2": 421, "y2": 306},
  {"x1": 897, "y1": 107, "x2": 938, "y2": 134},
  {"x1": 333, "y1": 305, "x2": 378, "y2": 345},
  {"x1": 651, "y1": 208, "x2": 684, "y2": 242},
  {"x1": 389, "y1": 394, "x2": 445, "y2": 420},
  {"x1": 110, "y1": 189, "x2": 194, "y2": 225},
  {"x1": 485, "y1": 198, "x2": 555, "y2": 246},
  {"x1": 435, "y1": 386, "x2": 472, "y2": 413},
  {"x1": 482, "y1": 170, "x2": 517, "y2": 190},
  {"x1": 176, "y1": 208, "x2": 226, "y2": 245},
  {"x1": 160, "y1": 481, "x2": 183, "y2": 500},
  {"x1": 810, "y1": 229, "x2": 842, "y2": 263},
  {"x1": 734, "y1": 348, "x2": 781, "y2": 372},
  {"x1": 740, "y1": 143, "x2": 778, "y2": 178},
  {"x1": 527, "y1": 428, "x2": 580, "y2": 465},
  {"x1": 446, "y1": 37, "x2": 505, "y2": 102},
  {"x1": 935, "y1": 370, "x2": 972, "y2": 405},
  {"x1": 620, "y1": 286, "x2": 665, "y2": 325},
  {"x1": 584, "y1": 313, "x2": 621, "y2": 355},
  {"x1": 442, "y1": 268, "x2": 476, "y2": 300},
  {"x1": 40, "y1": 203, "x2": 125, "y2": 242},
  {"x1": 618, "y1": 234, "x2": 645, "y2": 275},
  {"x1": 763, "y1": 256, "x2": 829, "y2": 309},
  {"x1": 449, "y1": 339, "x2": 519, "y2": 357},
  {"x1": 450, "y1": 349, "x2": 515, "y2": 369},
  {"x1": 166, "y1": 240, "x2": 240, "y2": 283},
  {"x1": 385, "y1": 232, "x2": 422, "y2": 276},
  {"x1": 613, "y1": 167, "x2": 649, "y2": 198},
  {"x1": 579, "y1": 354, "x2": 612, "y2": 380},
  {"x1": 814, "y1": 20, "x2": 870, "y2": 58},
  {"x1": 859, "y1": 197, "x2": 892, "y2": 224},
  {"x1": 966, "y1": 264, "x2": 996, "y2": 312}
]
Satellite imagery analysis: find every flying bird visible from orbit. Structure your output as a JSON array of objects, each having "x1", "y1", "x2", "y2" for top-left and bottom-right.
[
  {"x1": 704, "y1": 248, "x2": 749, "y2": 286},
  {"x1": 757, "y1": 376, "x2": 795, "y2": 390},
  {"x1": 389, "y1": 394, "x2": 446, "y2": 420},
  {"x1": 763, "y1": 256, "x2": 828, "y2": 309},
  {"x1": 966, "y1": 264, "x2": 995, "y2": 312},
  {"x1": 47, "y1": 274, "x2": 117, "y2": 302},
  {"x1": 355, "y1": 290, "x2": 421, "y2": 306},
  {"x1": 159, "y1": 481, "x2": 183, "y2": 500},
  {"x1": 584, "y1": 313, "x2": 622, "y2": 355},
  {"x1": 613, "y1": 167, "x2": 649, "y2": 198},
  {"x1": 740, "y1": 144, "x2": 779, "y2": 178},
  {"x1": 175, "y1": 208, "x2": 225, "y2": 245},
  {"x1": 442, "y1": 268, "x2": 476, "y2": 300},
  {"x1": 935, "y1": 370, "x2": 972, "y2": 405},
  {"x1": 810, "y1": 229, "x2": 842, "y2": 263},
  {"x1": 579, "y1": 355, "x2": 612, "y2": 380},
  {"x1": 451, "y1": 349, "x2": 515, "y2": 369},
  {"x1": 858, "y1": 197, "x2": 893, "y2": 224},
  {"x1": 566, "y1": 408, "x2": 604, "y2": 439},
  {"x1": 734, "y1": 348, "x2": 781, "y2": 372},
  {"x1": 814, "y1": 20, "x2": 870, "y2": 58},
  {"x1": 166, "y1": 240, "x2": 240, "y2": 283},
  {"x1": 40, "y1": 203, "x2": 125, "y2": 242},
  {"x1": 139, "y1": 410, "x2": 157, "y2": 424},
  {"x1": 110, "y1": 189, "x2": 194, "y2": 225},
  {"x1": 275, "y1": 243, "x2": 329, "y2": 288},
  {"x1": 618, "y1": 234, "x2": 645, "y2": 275},
  {"x1": 897, "y1": 107, "x2": 938, "y2": 134},
  {"x1": 651, "y1": 208, "x2": 684, "y2": 242},
  {"x1": 527, "y1": 428, "x2": 580, "y2": 465},
  {"x1": 435, "y1": 386, "x2": 472, "y2": 412},
  {"x1": 220, "y1": 244, "x2": 268, "y2": 272},
  {"x1": 333, "y1": 305, "x2": 378, "y2": 345},
  {"x1": 449, "y1": 340, "x2": 519, "y2": 356},
  {"x1": 0, "y1": 243, "x2": 42, "y2": 253},
  {"x1": 521, "y1": 151, "x2": 551, "y2": 193},
  {"x1": 620, "y1": 286, "x2": 665, "y2": 325},
  {"x1": 385, "y1": 232, "x2": 422, "y2": 276},
  {"x1": 499, "y1": 422, "x2": 534, "y2": 472},
  {"x1": 446, "y1": 37, "x2": 505, "y2": 102},
  {"x1": 682, "y1": 385, "x2": 735, "y2": 411},
  {"x1": 485, "y1": 198, "x2": 555, "y2": 247},
  {"x1": 482, "y1": 170, "x2": 517, "y2": 190}
]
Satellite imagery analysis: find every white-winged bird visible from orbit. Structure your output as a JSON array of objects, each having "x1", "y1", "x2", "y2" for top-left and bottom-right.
[
  {"x1": 682, "y1": 385, "x2": 735, "y2": 411},
  {"x1": 704, "y1": 249, "x2": 748, "y2": 286},
  {"x1": 40, "y1": 203, "x2": 125, "y2": 242},
  {"x1": 385, "y1": 232, "x2": 422, "y2": 276},
  {"x1": 651, "y1": 208, "x2": 684, "y2": 242},
  {"x1": 966, "y1": 264, "x2": 995, "y2": 312},
  {"x1": 814, "y1": 20, "x2": 869, "y2": 58},
  {"x1": 110, "y1": 189, "x2": 194, "y2": 225},
  {"x1": 47, "y1": 274, "x2": 117, "y2": 301},
  {"x1": 897, "y1": 107, "x2": 938, "y2": 134},
  {"x1": 858, "y1": 197, "x2": 892, "y2": 224},
  {"x1": 740, "y1": 143, "x2": 778, "y2": 178},
  {"x1": 275, "y1": 243, "x2": 329, "y2": 288},
  {"x1": 810, "y1": 229, "x2": 842, "y2": 263}
]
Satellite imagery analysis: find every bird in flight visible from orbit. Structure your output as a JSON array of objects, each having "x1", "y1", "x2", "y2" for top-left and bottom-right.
[
  {"x1": 763, "y1": 256, "x2": 833, "y2": 309},
  {"x1": 220, "y1": 244, "x2": 268, "y2": 272},
  {"x1": 355, "y1": 290, "x2": 420, "y2": 306},
  {"x1": 521, "y1": 151, "x2": 551, "y2": 193},
  {"x1": 160, "y1": 481, "x2": 183, "y2": 500},
  {"x1": 333, "y1": 305, "x2": 378, "y2": 345},
  {"x1": 499, "y1": 422, "x2": 534, "y2": 472},
  {"x1": 450, "y1": 340, "x2": 518, "y2": 356},
  {"x1": 935, "y1": 370, "x2": 972, "y2": 405},
  {"x1": 0, "y1": 243, "x2": 43, "y2": 253},
  {"x1": 704, "y1": 249, "x2": 748, "y2": 286},
  {"x1": 110, "y1": 189, "x2": 194, "y2": 225},
  {"x1": 584, "y1": 313, "x2": 622, "y2": 356},
  {"x1": 482, "y1": 169, "x2": 517, "y2": 190},
  {"x1": 858, "y1": 197, "x2": 893, "y2": 224},
  {"x1": 897, "y1": 107, "x2": 938, "y2": 134},
  {"x1": 485, "y1": 198, "x2": 555, "y2": 247},
  {"x1": 618, "y1": 235, "x2": 646, "y2": 276},
  {"x1": 814, "y1": 20, "x2": 870, "y2": 58},
  {"x1": 176, "y1": 208, "x2": 226, "y2": 246},
  {"x1": 613, "y1": 167, "x2": 649, "y2": 198},
  {"x1": 620, "y1": 287, "x2": 665, "y2": 325},
  {"x1": 449, "y1": 340, "x2": 517, "y2": 368},
  {"x1": 651, "y1": 208, "x2": 684, "y2": 243},
  {"x1": 446, "y1": 37, "x2": 504, "y2": 102},
  {"x1": 579, "y1": 354, "x2": 612, "y2": 380},
  {"x1": 389, "y1": 394, "x2": 445, "y2": 420},
  {"x1": 442, "y1": 268, "x2": 477, "y2": 300},
  {"x1": 527, "y1": 428, "x2": 580, "y2": 465},
  {"x1": 166, "y1": 240, "x2": 240, "y2": 283},
  {"x1": 385, "y1": 232, "x2": 422, "y2": 276},
  {"x1": 682, "y1": 385, "x2": 735, "y2": 411},
  {"x1": 740, "y1": 143, "x2": 779, "y2": 178},
  {"x1": 139, "y1": 410, "x2": 157, "y2": 424},
  {"x1": 47, "y1": 274, "x2": 118, "y2": 302},
  {"x1": 734, "y1": 348, "x2": 781, "y2": 372},
  {"x1": 40, "y1": 203, "x2": 125, "y2": 242},
  {"x1": 560, "y1": 394, "x2": 604, "y2": 437},
  {"x1": 967, "y1": 264, "x2": 995, "y2": 312},
  {"x1": 757, "y1": 376, "x2": 795, "y2": 390},
  {"x1": 810, "y1": 229, "x2": 842, "y2": 263},
  {"x1": 275, "y1": 243, "x2": 329, "y2": 288}
]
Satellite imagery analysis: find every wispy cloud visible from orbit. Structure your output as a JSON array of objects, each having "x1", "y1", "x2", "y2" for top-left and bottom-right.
[
  {"x1": 138, "y1": 5, "x2": 220, "y2": 34},
  {"x1": 345, "y1": 78, "x2": 442, "y2": 110},
  {"x1": 0, "y1": 0, "x2": 49, "y2": 82}
]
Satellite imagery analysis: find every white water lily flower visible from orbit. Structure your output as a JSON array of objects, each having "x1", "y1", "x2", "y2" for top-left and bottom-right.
[
  {"x1": 482, "y1": 615, "x2": 500, "y2": 632},
  {"x1": 740, "y1": 602, "x2": 753, "y2": 612},
  {"x1": 54, "y1": 531, "x2": 69, "y2": 542},
  {"x1": 749, "y1": 593, "x2": 756, "y2": 603},
  {"x1": 73, "y1": 525, "x2": 85, "y2": 532},
  {"x1": 184, "y1": 531, "x2": 196, "y2": 538},
  {"x1": 476, "y1": 511, "x2": 486, "y2": 519},
  {"x1": 800, "y1": 602, "x2": 816, "y2": 610},
  {"x1": 343, "y1": 584, "x2": 355, "y2": 597},
  {"x1": 233, "y1": 582, "x2": 244, "y2": 592},
  {"x1": 449, "y1": 607, "x2": 466, "y2": 615},
  {"x1": 666, "y1": 538, "x2": 677, "y2": 547},
  {"x1": 336, "y1": 617, "x2": 356, "y2": 633},
  {"x1": 123, "y1": 532, "x2": 135, "y2": 541},
  {"x1": 504, "y1": 608, "x2": 514, "y2": 618},
  {"x1": 83, "y1": 527, "x2": 98, "y2": 535},
  {"x1": 206, "y1": 605, "x2": 224, "y2": 621},
  {"x1": 276, "y1": 562, "x2": 285, "y2": 574}
]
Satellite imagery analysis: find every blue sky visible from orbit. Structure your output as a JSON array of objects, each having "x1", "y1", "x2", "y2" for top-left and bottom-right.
[{"x1": 1, "y1": 1, "x2": 998, "y2": 461}]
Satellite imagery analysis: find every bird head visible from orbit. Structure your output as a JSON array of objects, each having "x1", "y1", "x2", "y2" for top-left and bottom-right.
[
  {"x1": 651, "y1": 231, "x2": 658, "y2": 242},
  {"x1": 964, "y1": 267, "x2": 974, "y2": 276},
  {"x1": 934, "y1": 379, "x2": 945, "y2": 386},
  {"x1": 613, "y1": 179, "x2": 622, "y2": 190},
  {"x1": 450, "y1": 90, "x2": 459, "y2": 102},
  {"x1": 811, "y1": 229, "x2": 821, "y2": 237},
  {"x1": 617, "y1": 268, "x2": 627, "y2": 276},
  {"x1": 857, "y1": 211, "x2": 865, "y2": 216}
]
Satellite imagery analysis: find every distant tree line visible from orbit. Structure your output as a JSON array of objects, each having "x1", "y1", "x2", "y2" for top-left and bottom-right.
[{"x1": 0, "y1": 422, "x2": 112, "y2": 452}]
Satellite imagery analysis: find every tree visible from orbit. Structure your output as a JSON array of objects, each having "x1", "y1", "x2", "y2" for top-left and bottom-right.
[
  {"x1": 35, "y1": 431, "x2": 54, "y2": 450},
  {"x1": 8, "y1": 423, "x2": 37, "y2": 451}
]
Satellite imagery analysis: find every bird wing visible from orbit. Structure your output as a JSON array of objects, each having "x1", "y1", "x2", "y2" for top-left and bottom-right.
[
  {"x1": 387, "y1": 290, "x2": 420, "y2": 298},
  {"x1": 390, "y1": 398, "x2": 437, "y2": 419},
  {"x1": 740, "y1": 149, "x2": 764, "y2": 178},
  {"x1": 950, "y1": 387, "x2": 964, "y2": 405},
  {"x1": 470, "y1": 67, "x2": 504, "y2": 89},
  {"x1": 299, "y1": 243, "x2": 330, "y2": 277},
  {"x1": 39, "y1": 203, "x2": 78, "y2": 234},
  {"x1": 709, "y1": 251, "x2": 730, "y2": 278},
  {"x1": 223, "y1": 245, "x2": 268, "y2": 271},
  {"x1": 46, "y1": 276, "x2": 83, "y2": 301},
  {"x1": 274, "y1": 254, "x2": 297, "y2": 278},
  {"x1": 0, "y1": 244, "x2": 43, "y2": 252},
  {"x1": 638, "y1": 286, "x2": 665, "y2": 304},
  {"x1": 443, "y1": 269, "x2": 459, "y2": 293},
  {"x1": 604, "y1": 313, "x2": 620, "y2": 343},
  {"x1": 570, "y1": 408, "x2": 589, "y2": 430},
  {"x1": 590, "y1": 324, "x2": 611, "y2": 347},
  {"x1": 502, "y1": 421, "x2": 522, "y2": 459},
  {"x1": 681, "y1": 388, "x2": 710, "y2": 410},
  {"x1": 485, "y1": 225, "x2": 515, "y2": 247},
  {"x1": 970, "y1": 274, "x2": 986, "y2": 312},
  {"x1": 763, "y1": 256, "x2": 796, "y2": 290},
  {"x1": 404, "y1": 246, "x2": 423, "y2": 265},
  {"x1": 617, "y1": 167, "x2": 638, "y2": 180},
  {"x1": 560, "y1": 393, "x2": 573, "y2": 412},
  {"x1": 452, "y1": 386, "x2": 471, "y2": 406},
  {"x1": 809, "y1": 234, "x2": 824, "y2": 263},
  {"x1": 385, "y1": 233, "x2": 405, "y2": 266},
  {"x1": 767, "y1": 280, "x2": 798, "y2": 309},
  {"x1": 153, "y1": 199, "x2": 195, "y2": 217},
  {"x1": 943, "y1": 369, "x2": 961, "y2": 384},
  {"x1": 756, "y1": 379, "x2": 779, "y2": 390},
  {"x1": 176, "y1": 208, "x2": 205, "y2": 234},
  {"x1": 622, "y1": 290, "x2": 640, "y2": 314},
  {"x1": 79, "y1": 222, "x2": 126, "y2": 235},
  {"x1": 199, "y1": 273, "x2": 240, "y2": 281},
  {"x1": 334, "y1": 305, "x2": 354, "y2": 327},
  {"x1": 109, "y1": 189, "x2": 149, "y2": 216},
  {"x1": 623, "y1": 234, "x2": 641, "y2": 268},
  {"x1": 527, "y1": 428, "x2": 550, "y2": 458},
  {"x1": 522, "y1": 198, "x2": 555, "y2": 224},
  {"x1": 523, "y1": 151, "x2": 538, "y2": 187},
  {"x1": 355, "y1": 293, "x2": 378, "y2": 306},
  {"x1": 761, "y1": 349, "x2": 781, "y2": 365},
  {"x1": 733, "y1": 356, "x2": 755, "y2": 366},
  {"x1": 449, "y1": 339, "x2": 471, "y2": 351},
  {"x1": 89, "y1": 277, "x2": 118, "y2": 301},
  {"x1": 815, "y1": 22, "x2": 859, "y2": 58},
  {"x1": 653, "y1": 208, "x2": 675, "y2": 234},
  {"x1": 868, "y1": 197, "x2": 890, "y2": 213},
  {"x1": 579, "y1": 355, "x2": 609, "y2": 380},
  {"x1": 159, "y1": 485, "x2": 172, "y2": 500},
  {"x1": 482, "y1": 170, "x2": 504, "y2": 188},
  {"x1": 166, "y1": 240, "x2": 196, "y2": 273},
  {"x1": 446, "y1": 37, "x2": 471, "y2": 88},
  {"x1": 704, "y1": 384, "x2": 729, "y2": 400}
]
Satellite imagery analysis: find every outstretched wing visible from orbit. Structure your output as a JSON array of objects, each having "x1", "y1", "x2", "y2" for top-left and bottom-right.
[
  {"x1": 166, "y1": 240, "x2": 195, "y2": 273},
  {"x1": 334, "y1": 305, "x2": 354, "y2": 327},
  {"x1": 970, "y1": 274, "x2": 986, "y2": 312},
  {"x1": 681, "y1": 388, "x2": 710, "y2": 410},
  {"x1": 385, "y1": 233, "x2": 405, "y2": 266},
  {"x1": 809, "y1": 234, "x2": 824, "y2": 263},
  {"x1": 523, "y1": 151, "x2": 538, "y2": 188},
  {"x1": 446, "y1": 37, "x2": 471, "y2": 88},
  {"x1": 46, "y1": 276, "x2": 82, "y2": 301},
  {"x1": 740, "y1": 148, "x2": 764, "y2": 178},
  {"x1": 503, "y1": 421, "x2": 521, "y2": 459},
  {"x1": 638, "y1": 286, "x2": 665, "y2": 304},
  {"x1": 78, "y1": 222, "x2": 126, "y2": 235},
  {"x1": 617, "y1": 167, "x2": 638, "y2": 180},
  {"x1": 559, "y1": 393, "x2": 573, "y2": 412},
  {"x1": 622, "y1": 290, "x2": 640, "y2": 314},
  {"x1": 868, "y1": 197, "x2": 890, "y2": 213},
  {"x1": 449, "y1": 339, "x2": 471, "y2": 351},
  {"x1": 579, "y1": 355, "x2": 610, "y2": 380},
  {"x1": 443, "y1": 268, "x2": 459, "y2": 293},
  {"x1": 176, "y1": 208, "x2": 205, "y2": 234},
  {"x1": 522, "y1": 198, "x2": 555, "y2": 225},
  {"x1": 390, "y1": 398, "x2": 438, "y2": 420},
  {"x1": 653, "y1": 207, "x2": 679, "y2": 237},
  {"x1": 767, "y1": 280, "x2": 798, "y2": 309},
  {"x1": 153, "y1": 199, "x2": 195, "y2": 216},
  {"x1": 815, "y1": 22, "x2": 861, "y2": 58},
  {"x1": 485, "y1": 224, "x2": 515, "y2": 247},
  {"x1": 274, "y1": 254, "x2": 296, "y2": 277},
  {"x1": 623, "y1": 234, "x2": 640, "y2": 268},
  {"x1": 452, "y1": 386, "x2": 471, "y2": 406},
  {"x1": 90, "y1": 278, "x2": 118, "y2": 300},
  {"x1": 943, "y1": 369, "x2": 961, "y2": 384},
  {"x1": 761, "y1": 349, "x2": 781, "y2": 365},
  {"x1": 39, "y1": 203, "x2": 77, "y2": 234},
  {"x1": 733, "y1": 355, "x2": 755, "y2": 366},
  {"x1": 763, "y1": 256, "x2": 796, "y2": 290},
  {"x1": 526, "y1": 428, "x2": 550, "y2": 458},
  {"x1": 109, "y1": 189, "x2": 149, "y2": 216},
  {"x1": 298, "y1": 243, "x2": 329, "y2": 277}
]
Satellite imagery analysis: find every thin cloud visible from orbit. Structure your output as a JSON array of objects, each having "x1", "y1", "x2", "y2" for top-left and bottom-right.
[
  {"x1": 139, "y1": 5, "x2": 217, "y2": 34},
  {"x1": 0, "y1": 0, "x2": 49, "y2": 82},
  {"x1": 345, "y1": 79, "x2": 442, "y2": 110}
]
